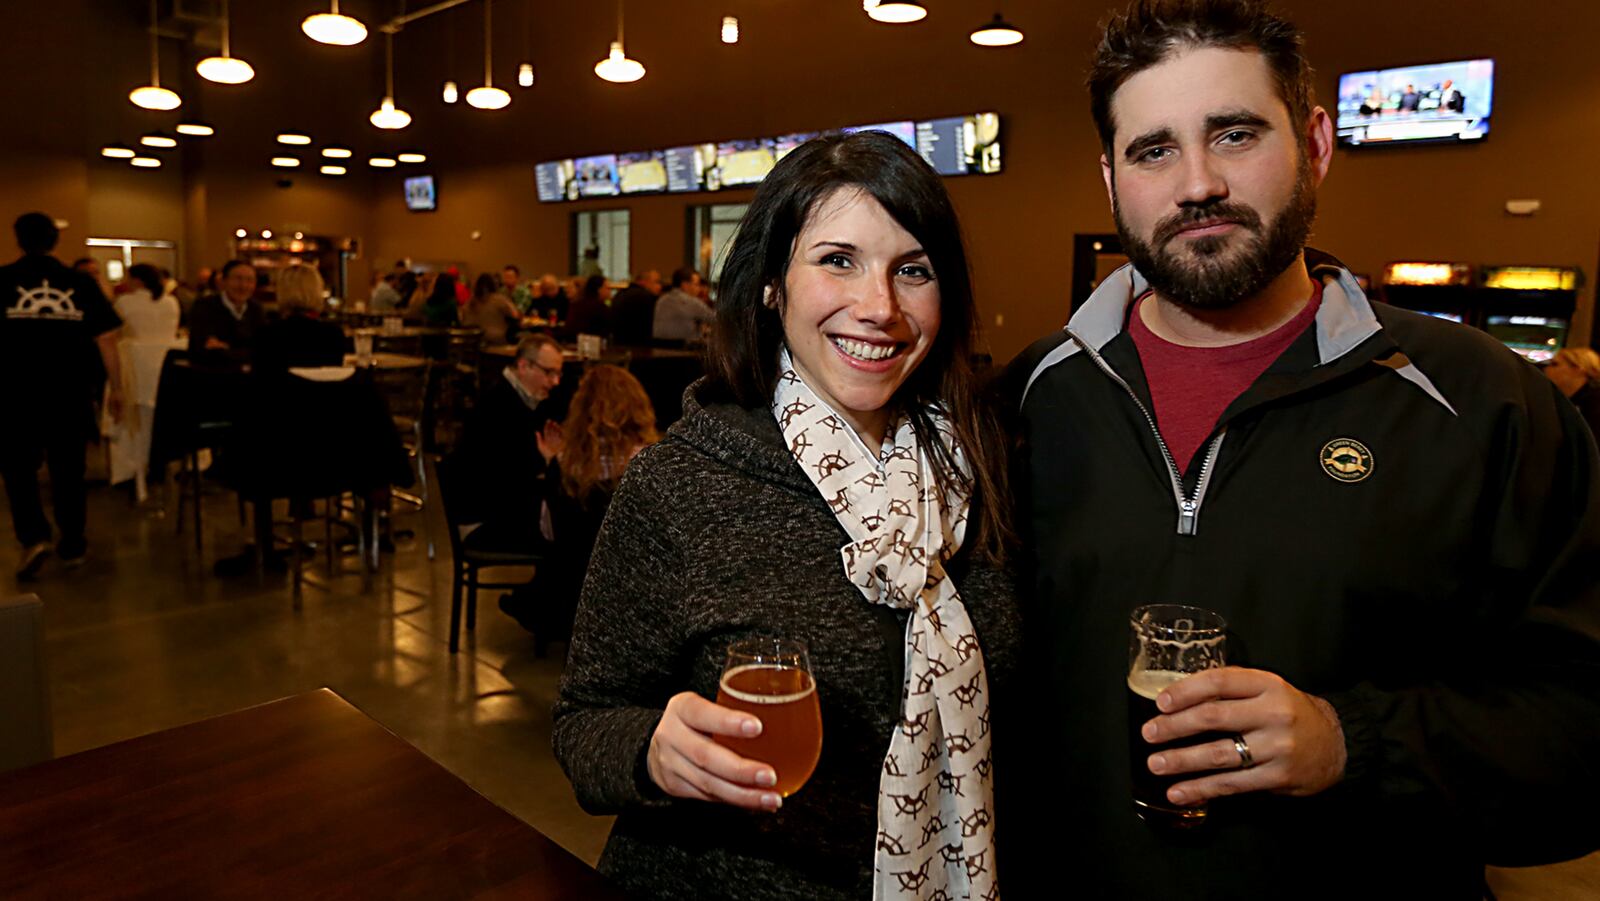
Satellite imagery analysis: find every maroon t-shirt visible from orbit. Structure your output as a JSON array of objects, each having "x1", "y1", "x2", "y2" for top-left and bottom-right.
[{"x1": 1128, "y1": 280, "x2": 1323, "y2": 473}]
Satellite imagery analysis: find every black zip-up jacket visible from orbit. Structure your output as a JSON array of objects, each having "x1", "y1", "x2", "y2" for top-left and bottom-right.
[{"x1": 1004, "y1": 250, "x2": 1600, "y2": 899}]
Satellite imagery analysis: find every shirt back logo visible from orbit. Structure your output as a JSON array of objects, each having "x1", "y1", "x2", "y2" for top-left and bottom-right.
[
  {"x1": 1320, "y1": 438, "x2": 1373, "y2": 483},
  {"x1": 9, "y1": 280, "x2": 83, "y2": 321}
]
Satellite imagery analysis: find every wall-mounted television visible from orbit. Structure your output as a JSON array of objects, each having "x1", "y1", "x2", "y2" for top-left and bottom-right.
[
  {"x1": 619, "y1": 151, "x2": 668, "y2": 194},
  {"x1": 403, "y1": 175, "x2": 436, "y2": 212},
  {"x1": 535, "y1": 160, "x2": 573, "y2": 202},
  {"x1": 842, "y1": 120, "x2": 917, "y2": 149},
  {"x1": 1336, "y1": 58, "x2": 1493, "y2": 146},
  {"x1": 573, "y1": 155, "x2": 620, "y2": 197},
  {"x1": 916, "y1": 113, "x2": 1002, "y2": 176}
]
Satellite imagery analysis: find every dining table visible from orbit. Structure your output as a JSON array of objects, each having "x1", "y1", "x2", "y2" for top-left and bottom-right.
[{"x1": 0, "y1": 688, "x2": 620, "y2": 899}]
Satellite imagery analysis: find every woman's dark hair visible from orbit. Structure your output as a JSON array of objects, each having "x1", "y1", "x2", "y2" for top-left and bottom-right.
[
  {"x1": 127, "y1": 263, "x2": 164, "y2": 298},
  {"x1": 582, "y1": 274, "x2": 607, "y2": 302},
  {"x1": 472, "y1": 272, "x2": 498, "y2": 303},
  {"x1": 705, "y1": 130, "x2": 1013, "y2": 562},
  {"x1": 428, "y1": 273, "x2": 458, "y2": 306}
]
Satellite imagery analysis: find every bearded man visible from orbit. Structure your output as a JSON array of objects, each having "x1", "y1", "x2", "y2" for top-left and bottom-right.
[{"x1": 1005, "y1": 1, "x2": 1600, "y2": 897}]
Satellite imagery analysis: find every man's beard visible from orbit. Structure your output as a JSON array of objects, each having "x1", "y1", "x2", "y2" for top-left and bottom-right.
[{"x1": 1113, "y1": 158, "x2": 1317, "y2": 311}]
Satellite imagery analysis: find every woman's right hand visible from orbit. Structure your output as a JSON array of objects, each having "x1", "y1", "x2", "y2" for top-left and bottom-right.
[{"x1": 647, "y1": 692, "x2": 782, "y2": 812}]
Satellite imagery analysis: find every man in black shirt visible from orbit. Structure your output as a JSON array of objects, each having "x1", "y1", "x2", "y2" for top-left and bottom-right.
[
  {"x1": 0, "y1": 213, "x2": 123, "y2": 578},
  {"x1": 188, "y1": 259, "x2": 265, "y2": 363},
  {"x1": 609, "y1": 269, "x2": 662, "y2": 346}
]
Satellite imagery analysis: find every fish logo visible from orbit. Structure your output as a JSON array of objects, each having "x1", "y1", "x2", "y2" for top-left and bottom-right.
[{"x1": 1320, "y1": 438, "x2": 1373, "y2": 483}]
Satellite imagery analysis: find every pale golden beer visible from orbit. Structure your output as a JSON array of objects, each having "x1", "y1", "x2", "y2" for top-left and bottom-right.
[{"x1": 713, "y1": 640, "x2": 822, "y2": 797}]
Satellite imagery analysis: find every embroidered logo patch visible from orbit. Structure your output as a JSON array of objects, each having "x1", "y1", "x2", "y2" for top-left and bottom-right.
[{"x1": 1320, "y1": 438, "x2": 1373, "y2": 483}]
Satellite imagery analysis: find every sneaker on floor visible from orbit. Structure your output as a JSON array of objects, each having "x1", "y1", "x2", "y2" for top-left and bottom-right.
[
  {"x1": 57, "y1": 539, "x2": 87, "y2": 569},
  {"x1": 16, "y1": 542, "x2": 52, "y2": 580}
]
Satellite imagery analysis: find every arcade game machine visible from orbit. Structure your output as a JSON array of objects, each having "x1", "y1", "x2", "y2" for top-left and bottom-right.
[
  {"x1": 1379, "y1": 261, "x2": 1477, "y2": 324},
  {"x1": 1476, "y1": 265, "x2": 1582, "y2": 364}
]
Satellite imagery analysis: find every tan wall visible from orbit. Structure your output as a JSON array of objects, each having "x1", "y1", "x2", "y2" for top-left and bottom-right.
[
  {"x1": 0, "y1": 156, "x2": 90, "y2": 262},
  {"x1": 369, "y1": 0, "x2": 1600, "y2": 360}
]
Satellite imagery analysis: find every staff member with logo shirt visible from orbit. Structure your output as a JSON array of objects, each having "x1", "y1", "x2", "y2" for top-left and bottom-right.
[
  {"x1": 1007, "y1": 1, "x2": 1600, "y2": 897},
  {"x1": 0, "y1": 213, "x2": 123, "y2": 578}
]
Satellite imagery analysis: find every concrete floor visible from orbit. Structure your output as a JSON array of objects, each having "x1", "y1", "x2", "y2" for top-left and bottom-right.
[{"x1": 3, "y1": 481, "x2": 1597, "y2": 898}]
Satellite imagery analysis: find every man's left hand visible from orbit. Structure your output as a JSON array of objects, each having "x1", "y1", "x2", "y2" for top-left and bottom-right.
[{"x1": 1142, "y1": 666, "x2": 1346, "y2": 806}]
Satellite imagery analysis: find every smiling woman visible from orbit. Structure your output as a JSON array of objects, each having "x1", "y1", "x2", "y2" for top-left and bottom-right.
[{"x1": 552, "y1": 131, "x2": 1022, "y2": 900}]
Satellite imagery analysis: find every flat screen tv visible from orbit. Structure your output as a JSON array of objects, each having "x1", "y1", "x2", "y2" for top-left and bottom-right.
[
  {"x1": 714, "y1": 139, "x2": 776, "y2": 188},
  {"x1": 1485, "y1": 314, "x2": 1566, "y2": 363},
  {"x1": 403, "y1": 175, "x2": 436, "y2": 212},
  {"x1": 573, "y1": 155, "x2": 620, "y2": 197},
  {"x1": 915, "y1": 113, "x2": 1002, "y2": 176},
  {"x1": 535, "y1": 160, "x2": 572, "y2": 202},
  {"x1": 1336, "y1": 58, "x2": 1493, "y2": 146},
  {"x1": 843, "y1": 120, "x2": 917, "y2": 149},
  {"x1": 619, "y1": 151, "x2": 668, "y2": 194}
]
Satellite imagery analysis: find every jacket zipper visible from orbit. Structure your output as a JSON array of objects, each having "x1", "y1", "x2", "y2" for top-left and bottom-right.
[{"x1": 1067, "y1": 329, "x2": 1226, "y2": 536}]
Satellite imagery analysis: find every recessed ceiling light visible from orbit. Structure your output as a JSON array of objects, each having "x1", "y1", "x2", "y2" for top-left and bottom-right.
[
  {"x1": 277, "y1": 133, "x2": 312, "y2": 146},
  {"x1": 320, "y1": 165, "x2": 347, "y2": 176},
  {"x1": 271, "y1": 157, "x2": 301, "y2": 168}
]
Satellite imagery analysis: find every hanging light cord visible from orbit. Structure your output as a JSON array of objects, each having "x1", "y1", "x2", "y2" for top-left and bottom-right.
[
  {"x1": 148, "y1": 0, "x2": 160, "y2": 85},
  {"x1": 618, "y1": 0, "x2": 625, "y2": 45},
  {"x1": 220, "y1": 0, "x2": 232, "y2": 57},
  {"x1": 386, "y1": 32, "x2": 395, "y2": 97},
  {"x1": 483, "y1": 0, "x2": 493, "y2": 84}
]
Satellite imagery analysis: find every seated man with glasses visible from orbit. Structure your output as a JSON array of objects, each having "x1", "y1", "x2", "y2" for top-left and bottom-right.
[{"x1": 452, "y1": 333, "x2": 568, "y2": 556}]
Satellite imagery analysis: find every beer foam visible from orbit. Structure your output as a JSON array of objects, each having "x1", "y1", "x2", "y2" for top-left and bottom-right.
[
  {"x1": 720, "y1": 664, "x2": 817, "y2": 705},
  {"x1": 1127, "y1": 669, "x2": 1187, "y2": 700}
]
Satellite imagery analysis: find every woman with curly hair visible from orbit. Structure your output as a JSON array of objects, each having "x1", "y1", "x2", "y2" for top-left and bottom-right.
[{"x1": 503, "y1": 364, "x2": 659, "y2": 650}]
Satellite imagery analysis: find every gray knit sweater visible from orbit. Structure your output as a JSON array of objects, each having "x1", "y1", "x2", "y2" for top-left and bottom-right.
[{"x1": 552, "y1": 381, "x2": 1021, "y2": 900}]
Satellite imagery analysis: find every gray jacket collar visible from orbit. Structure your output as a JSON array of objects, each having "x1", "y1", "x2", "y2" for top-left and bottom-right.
[{"x1": 1024, "y1": 252, "x2": 1380, "y2": 402}]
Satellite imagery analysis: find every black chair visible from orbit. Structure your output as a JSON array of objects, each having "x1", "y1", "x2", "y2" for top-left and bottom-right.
[
  {"x1": 432, "y1": 457, "x2": 542, "y2": 653},
  {"x1": 221, "y1": 370, "x2": 413, "y2": 608}
]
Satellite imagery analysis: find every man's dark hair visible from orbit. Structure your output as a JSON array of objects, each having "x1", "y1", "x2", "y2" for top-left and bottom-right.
[
  {"x1": 14, "y1": 213, "x2": 59, "y2": 254},
  {"x1": 503, "y1": 263, "x2": 520, "y2": 275},
  {"x1": 669, "y1": 267, "x2": 699, "y2": 289},
  {"x1": 220, "y1": 258, "x2": 253, "y2": 279},
  {"x1": 71, "y1": 257, "x2": 93, "y2": 269},
  {"x1": 704, "y1": 130, "x2": 1013, "y2": 562},
  {"x1": 1088, "y1": 0, "x2": 1315, "y2": 157},
  {"x1": 128, "y1": 263, "x2": 165, "y2": 297}
]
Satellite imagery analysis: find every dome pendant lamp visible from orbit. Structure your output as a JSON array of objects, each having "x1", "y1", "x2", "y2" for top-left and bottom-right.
[
  {"x1": 196, "y1": 0, "x2": 255, "y2": 83},
  {"x1": 970, "y1": 12, "x2": 1024, "y2": 46},
  {"x1": 594, "y1": 0, "x2": 645, "y2": 83},
  {"x1": 303, "y1": 0, "x2": 368, "y2": 46},
  {"x1": 867, "y1": 0, "x2": 928, "y2": 24},
  {"x1": 370, "y1": 32, "x2": 413, "y2": 128},
  {"x1": 466, "y1": 0, "x2": 512, "y2": 108},
  {"x1": 129, "y1": 0, "x2": 181, "y2": 110}
]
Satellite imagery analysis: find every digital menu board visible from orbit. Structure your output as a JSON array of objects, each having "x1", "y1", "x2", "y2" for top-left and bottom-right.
[
  {"x1": 535, "y1": 112, "x2": 1002, "y2": 202},
  {"x1": 843, "y1": 121, "x2": 916, "y2": 149},
  {"x1": 915, "y1": 113, "x2": 1002, "y2": 176},
  {"x1": 618, "y1": 151, "x2": 668, "y2": 194},
  {"x1": 535, "y1": 159, "x2": 572, "y2": 203},
  {"x1": 573, "y1": 154, "x2": 620, "y2": 197},
  {"x1": 714, "y1": 138, "x2": 777, "y2": 188}
]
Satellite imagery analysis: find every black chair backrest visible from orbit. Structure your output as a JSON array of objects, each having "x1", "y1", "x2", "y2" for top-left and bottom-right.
[{"x1": 430, "y1": 457, "x2": 471, "y2": 561}]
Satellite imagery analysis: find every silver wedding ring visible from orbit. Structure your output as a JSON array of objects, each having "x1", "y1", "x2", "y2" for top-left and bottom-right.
[{"x1": 1233, "y1": 735, "x2": 1254, "y2": 769}]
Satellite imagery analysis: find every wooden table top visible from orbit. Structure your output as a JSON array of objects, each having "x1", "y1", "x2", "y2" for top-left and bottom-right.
[
  {"x1": 345, "y1": 351, "x2": 428, "y2": 370},
  {"x1": 0, "y1": 689, "x2": 619, "y2": 899}
]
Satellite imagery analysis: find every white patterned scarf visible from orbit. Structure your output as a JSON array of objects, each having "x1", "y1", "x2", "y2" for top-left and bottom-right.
[{"x1": 772, "y1": 348, "x2": 998, "y2": 901}]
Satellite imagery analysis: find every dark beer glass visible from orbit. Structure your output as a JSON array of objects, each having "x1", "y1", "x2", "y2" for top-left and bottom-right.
[{"x1": 1128, "y1": 605, "x2": 1227, "y2": 828}]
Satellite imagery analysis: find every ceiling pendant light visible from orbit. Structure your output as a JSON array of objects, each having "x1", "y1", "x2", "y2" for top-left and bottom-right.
[
  {"x1": 129, "y1": 0, "x2": 181, "y2": 110},
  {"x1": 101, "y1": 143, "x2": 136, "y2": 159},
  {"x1": 466, "y1": 0, "x2": 511, "y2": 108},
  {"x1": 370, "y1": 32, "x2": 413, "y2": 128},
  {"x1": 867, "y1": 0, "x2": 928, "y2": 24},
  {"x1": 397, "y1": 151, "x2": 427, "y2": 163},
  {"x1": 196, "y1": 0, "x2": 255, "y2": 83},
  {"x1": 970, "y1": 12, "x2": 1024, "y2": 46},
  {"x1": 303, "y1": 0, "x2": 368, "y2": 46},
  {"x1": 594, "y1": 0, "x2": 645, "y2": 83},
  {"x1": 518, "y1": 63, "x2": 535, "y2": 87},
  {"x1": 721, "y1": 16, "x2": 739, "y2": 44},
  {"x1": 140, "y1": 131, "x2": 178, "y2": 148},
  {"x1": 130, "y1": 157, "x2": 162, "y2": 168},
  {"x1": 176, "y1": 121, "x2": 216, "y2": 136}
]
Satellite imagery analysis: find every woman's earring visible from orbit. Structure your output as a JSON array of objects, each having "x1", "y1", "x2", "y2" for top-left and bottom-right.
[{"x1": 762, "y1": 286, "x2": 777, "y2": 309}]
